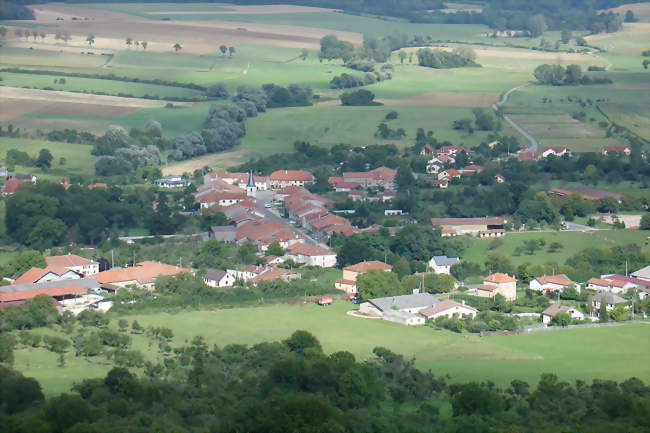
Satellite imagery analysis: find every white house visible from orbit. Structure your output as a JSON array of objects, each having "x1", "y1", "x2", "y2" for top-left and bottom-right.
[
  {"x1": 46, "y1": 254, "x2": 100, "y2": 276},
  {"x1": 155, "y1": 176, "x2": 189, "y2": 188},
  {"x1": 529, "y1": 274, "x2": 576, "y2": 293},
  {"x1": 541, "y1": 304, "x2": 585, "y2": 324},
  {"x1": 541, "y1": 146, "x2": 569, "y2": 158},
  {"x1": 284, "y1": 243, "x2": 337, "y2": 267},
  {"x1": 591, "y1": 292, "x2": 627, "y2": 311},
  {"x1": 382, "y1": 309, "x2": 425, "y2": 326},
  {"x1": 419, "y1": 300, "x2": 477, "y2": 320},
  {"x1": 428, "y1": 256, "x2": 460, "y2": 275},
  {"x1": 587, "y1": 277, "x2": 627, "y2": 294},
  {"x1": 204, "y1": 269, "x2": 236, "y2": 288}
]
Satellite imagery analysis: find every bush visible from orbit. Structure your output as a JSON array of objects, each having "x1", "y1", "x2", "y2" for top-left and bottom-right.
[{"x1": 340, "y1": 89, "x2": 377, "y2": 106}]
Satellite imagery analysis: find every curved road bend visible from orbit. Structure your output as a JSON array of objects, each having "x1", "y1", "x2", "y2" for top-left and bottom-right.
[{"x1": 492, "y1": 81, "x2": 539, "y2": 152}]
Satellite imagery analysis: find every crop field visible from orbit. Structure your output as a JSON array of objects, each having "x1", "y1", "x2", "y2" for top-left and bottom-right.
[
  {"x1": 461, "y1": 229, "x2": 649, "y2": 266},
  {"x1": 599, "y1": 102, "x2": 650, "y2": 142},
  {"x1": 0, "y1": 137, "x2": 98, "y2": 179},
  {"x1": 12, "y1": 302, "x2": 650, "y2": 395}
]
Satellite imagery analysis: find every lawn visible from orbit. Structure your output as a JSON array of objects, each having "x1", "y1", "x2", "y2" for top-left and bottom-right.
[
  {"x1": 12, "y1": 303, "x2": 650, "y2": 395},
  {"x1": 461, "y1": 229, "x2": 649, "y2": 266},
  {"x1": 0, "y1": 46, "x2": 109, "y2": 69},
  {"x1": 0, "y1": 138, "x2": 98, "y2": 179}
]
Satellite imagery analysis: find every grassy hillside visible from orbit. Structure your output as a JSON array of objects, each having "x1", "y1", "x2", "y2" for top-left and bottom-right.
[{"x1": 12, "y1": 302, "x2": 650, "y2": 395}]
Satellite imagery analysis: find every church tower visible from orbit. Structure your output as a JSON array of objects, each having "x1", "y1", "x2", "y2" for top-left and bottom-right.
[{"x1": 245, "y1": 170, "x2": 257, "y2": 198}]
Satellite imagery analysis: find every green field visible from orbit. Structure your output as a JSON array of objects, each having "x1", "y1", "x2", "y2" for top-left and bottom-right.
[
  {"x1": 462, "y1": 229, "x2": 649, "y2": 266},
  {"x1": 12, "y1": 303, "x2": 650, "y2": 395},
  {"x1": 0, "y1": 71, "x2": 203, "y2": 99},
  {"x1": 0, "y1": 138, "x2": 98, "y2": 179}
]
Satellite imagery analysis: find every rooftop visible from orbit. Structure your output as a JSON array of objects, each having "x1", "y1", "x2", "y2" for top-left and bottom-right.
[
  {"x1": 46, "y1": 254, "x2": 98, "y2": 268},
  {"x1": 344, "y1": 260, "x2": 393, "y2": 273},
  {"x1": 369, "y1": 293, "x2": 436, "y2": 312},
  {"x1": 484, "y1": 273, "x2": 517, "y2": 283},
  {"x1": 419, "y1": 300, "x2": 477, "y2": 317}
]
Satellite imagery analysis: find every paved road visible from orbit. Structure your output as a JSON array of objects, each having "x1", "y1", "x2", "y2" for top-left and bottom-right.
[
  {"x1": 255, "y1": 190, "x2": 326, "y2": 247},
  {"x1": 492, "y1": 81, "x2": 539, "y2": 152}
]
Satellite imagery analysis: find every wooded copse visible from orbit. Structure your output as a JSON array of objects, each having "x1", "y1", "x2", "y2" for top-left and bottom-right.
[
  {"x1": 534, "y1": 64, "x2": 614, "y2": 86},
  {"x1": 172, "y1": 83, "x2": 313, "y2": 161}
]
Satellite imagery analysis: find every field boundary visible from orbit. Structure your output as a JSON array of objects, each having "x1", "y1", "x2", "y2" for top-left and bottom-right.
[{"x1": 481, "y1": 320, "x2": 650, "y2": 337}]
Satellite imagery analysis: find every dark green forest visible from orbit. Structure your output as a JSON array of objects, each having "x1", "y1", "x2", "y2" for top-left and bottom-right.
[{"x1": 1, "y1": 331, "x2": 649, "y2": 433}]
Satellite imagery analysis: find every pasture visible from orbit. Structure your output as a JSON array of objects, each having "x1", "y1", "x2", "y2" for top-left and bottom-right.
[
  {"x1": 12, "y1": 302, "x2": 650, "y2": 395},
  {"x1": 0, "y1": 137, "x2": 98, "y2": 179},
  {"x1": 461, "y1": 229, "x2": 649, "y2": 266}
]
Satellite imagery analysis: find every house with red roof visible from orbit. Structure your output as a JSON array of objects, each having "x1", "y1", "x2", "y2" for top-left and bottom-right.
[
  {"x1": 587, "y1": 277, "x2": 628, "y2": 294},
  {"x1": 93, "y1": 261, "x2": 190, "y2": 290},
  {"x1": 516, "y1": 151, "x2": 542, "y2": 161},
  {"x1": 529, "y1": 274, "x2": 576, "y2": 293},
  {"x1": 475, "y1": 273, "x2": 517, "y2": 300},
  {"x1": 459, "y1": 165, "x2": 483, "y2": 175},
  {"x1": 342, "y1": 166, "x2": 397, "y2": 189},
  {"x1": 13, "y1": 266, "x2": 82, "y2": 285},
  {"x1": 438, "y1": 168, "x2": 461, "y2": 181},
  {"x1": 437, "y1": 145, "x2": 470, "y2": 156},
  {"x1": 419, "y1": 300, "x2": 478, "y2": 320},
  {"x1": 541, "y1": 304, "x2": 585, "y2": 324},
  {"x1": 46, "y1": 254, "x2": 99, "y2": 276},
  {"x1": 0, "y1": 278, "x2": 100, "y2": 306},
  {"x1": 601, "y1": 145, "x2": 630, "y2": 156},
  {"x1": 420, "y1": 143, "x2": 435, "y2": 156},
  {"x1": 268, "y1": 170, "x2": 314, "y2": 189},
  {"x1": 285, "y1": 242, "x2": 337, "y2": 267},
  {"x1": 335, "y1": 260, "x2": 393, "y2": 294},
  {"x1": 1, "y1": 178, "x2": 29, "y2": 195}
]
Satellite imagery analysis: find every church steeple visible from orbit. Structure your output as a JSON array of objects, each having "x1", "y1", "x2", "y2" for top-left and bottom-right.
[{"x1": 245, "y1": 170, "x2": 257, "y2": 197}]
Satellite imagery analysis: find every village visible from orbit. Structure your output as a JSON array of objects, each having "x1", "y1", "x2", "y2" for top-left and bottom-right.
[{"x1": 2, "y1": 149, "x2": 649, "y2": 331}]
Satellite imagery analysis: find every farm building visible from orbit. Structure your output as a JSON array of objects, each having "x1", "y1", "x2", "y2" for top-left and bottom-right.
[
  {"x1": 419, "y1": 300, "x2": 478, "y2": 320},
  {"x1": 541, "y1": 304, "x2": 585, "y2": 324},
  {"x1": 0, "y1": 278, "x2": 100, "y2": 307},
  {"x1": 428, "y1": 256, "x2": 460, "y2": 275},
  {"x1": 13, "y1": 266, "x2": 82, "y2": 285},
  {"x1": 430, "y1": 217, "x2": 507, "y2": 237},
  {"x1": 359, "y1": 293, "x2": 436, "y2": 325},
  {"x1": 631, "y1": 265, "x2": 650, "y2": 282},
  {"x1": 46, "y1": 253, "x2": 99, "y2": 276},
  {"x1": 208, "y1": 226, "x2": 237, "y2": 242},
  {"x1": 93, "y1": 261, "x2": 190, "y2": 290}
]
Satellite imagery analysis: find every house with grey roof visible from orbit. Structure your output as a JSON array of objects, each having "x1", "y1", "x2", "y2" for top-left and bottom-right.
[
  {"x1": 359, "y1": 292, "x2": 436, "y2": 323},
  {"x1": 428, "y1": 256, "x2": 461, "y2": 275},
  {"x1": 204, "y1": 269, "x2": 236, "y2": 288},
  {"x1": 209, "y1": 226, "x2": 237, "y2": 242},
  {"x1": 591, "y1": 292, "x2": 628, "y2": 312}
]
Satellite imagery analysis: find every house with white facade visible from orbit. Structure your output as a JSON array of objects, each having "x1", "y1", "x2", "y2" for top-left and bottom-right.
[
  {"x1": 419, "y1": 300, "x2": 478, "y2": 320},
  {"x1": 46, "y1": 254, "x2": 99, "y2": 276},
  {"x1": 529, "y1": 274, "x2": 576, "y2": 293},
  {"x1": 284, "y1": 243, "x2": 337, "y2": 267},
  {"x1": 428, "y1": 256, "x2": 460, "y2": 275},
  {"x1": 204, "y1": 269, "x2": 236, "y2": 288},
  {"x1": 541, "y1": 304, "x2": 585, "y2": 324}
]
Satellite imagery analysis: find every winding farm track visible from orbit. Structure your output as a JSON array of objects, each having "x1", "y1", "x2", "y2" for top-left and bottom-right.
[{"x1": 492, "y1": 81, "x2": 538, "y2": 152}]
